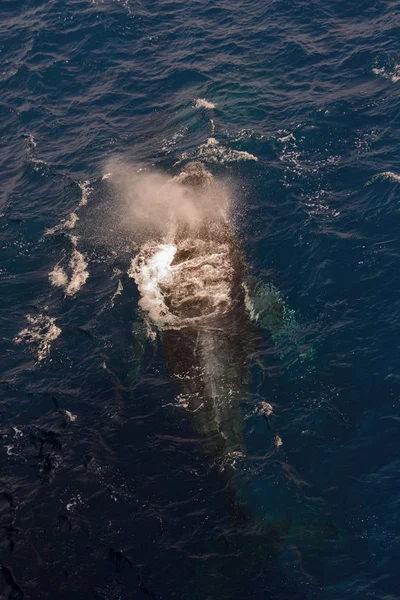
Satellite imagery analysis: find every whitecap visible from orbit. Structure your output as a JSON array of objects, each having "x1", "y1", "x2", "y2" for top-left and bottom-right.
[
  {"x1": 175, "y1": 393, "x2": 190, "y2": 409},
  {"x1": 45, "y1": 211, "x2": 79, "y2": 235},
  {"x1": 277, "y1": 132, "x2": 296, "y2": 144},
  {"x1": 277, "y1": 130, "x2": 301, "y2": 169},
  {"x1": 27, "y1": 133, "x2": 37, "y2": 148},
  {"x1": 44, "y1": 180, "x2": 91, "y2": 294},
  {"x1": 63, "y1": 212, "x2": 79, "y2": 229},
  {"x1": 367, "y1": 171, "x2": 400, "y2": 185},
  {"x1": 111, "y1": 279, "x2": 123, "y2": 306},
  {"x1": 256, "y1": 401, "x2": 273, "y2": 416},
  {"x1": 373, "y1": 65, "x2": 400, "y2": 83},
  {"x1": 195, "y1": 137, "x2": 258, "y2": 164},
  {"x1": 48, "y1": 236, "x2": 89, "y2": 296},
  {"x1": 161, "y1": 131, "x2": 185, "y2": 154},
  {"x1": 31, "y1": 158, "x2": 48, "y2": 173},
  {"x1": 14, "y1": 313, "x2": 61, "y2": 361},
  {"x1": 44, "y1": 179, "x2": 88, "y2": 237},
  {"x1": 66, "y1": 494, "x2": 83, "y2": 512},
  {"x1": 65, "y1": 410, "x2": 77, "y2": 422},
  {"x1": 77, "y1": 180, "x2": 92, "y2": 206},
  {"x1": 49, "y1": 265, "x2": 68, "y2": 288},
  {"x1": 219, "y1": 451, "x2": 245, "y2": 472},
  {"x1": 12, "y1": 426, "x2": 23, "y2": 438},
  {"x1": 128, "y1": 243, "x2": 177, "y2": 329},
  {"x1": 65, "y1": 247, "x2": 89, "y2": 296},
  {"x1": 194, "y1": 98, "x2": 216, "y2": 110}
]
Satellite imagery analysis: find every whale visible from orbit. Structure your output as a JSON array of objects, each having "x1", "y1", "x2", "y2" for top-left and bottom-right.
[
  {"x1": 124, "y1": 161, "x2": 326, "y2": 596},
  {"x1": 128, "y1": 161, "x2": 309, "y2": 499}
]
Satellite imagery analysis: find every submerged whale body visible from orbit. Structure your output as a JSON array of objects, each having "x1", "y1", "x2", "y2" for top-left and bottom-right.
[
  {"x1": 128, "y1": 162, "x2": 326, "y2": 595},
  {"x1": 130, "y1": 163, "x2": 324, "y2": 556},
  {"x1": 131, "y1": 161, "x2": 255, "y2": 461},
  {"x1": 130, "y1": 161, "x2": 312, "y2": 480}
]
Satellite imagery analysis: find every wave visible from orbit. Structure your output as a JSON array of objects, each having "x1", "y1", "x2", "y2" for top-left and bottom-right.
[
  {"x1": 48, "y1": 235, "x2": 89, "y2": 297},
  {"x1": 44, "y1": 179, "x2": 92, "y2": 237},
  {"x1": 372, "y1": 65, "x2": 400, "y2": 83},
  {"x1": 14, "y1": 313, "x2": 61, "y2": 362},
  {"x1": 175, "y1": 137, "x2": 258, "y2": 165},
  {"x1": 110, "y1": 279, "x2": 123, "y2": 307},
  {"x1": 77, "y1": 180, "x2": 92, "y2": 206},
  {"x1": 45, "y1": 211, "x2": 79, "y2": 236},
  {"x1": 49, "y1": 265, "x2": 69, "y2": 288},
  {"x1": 65, "y1": 243, "x2": 89, "y2": 296},
  {"x1": 194, "y1": 98, "x2": 216, "y2": 109},
  {"x1": 366, "y1": 171, "x2": 400, "y2": 185},
  {"x1": 46, "y1": 179, "x2": 92, "y2": 296}
]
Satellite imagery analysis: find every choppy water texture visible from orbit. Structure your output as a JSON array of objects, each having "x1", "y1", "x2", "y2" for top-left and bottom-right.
[{"x1": 2, "y1": 0, "x2": 400, "y2": 598}]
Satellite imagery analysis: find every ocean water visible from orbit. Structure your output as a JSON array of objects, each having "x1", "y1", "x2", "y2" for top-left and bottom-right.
[{"x1": 1, "y1": 0, "x2": 400, "y2": 598}]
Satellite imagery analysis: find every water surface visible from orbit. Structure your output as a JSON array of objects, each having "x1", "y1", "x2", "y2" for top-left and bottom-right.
[{"x1": 1, "y1": 1, "x2": 400, "y2": 598}]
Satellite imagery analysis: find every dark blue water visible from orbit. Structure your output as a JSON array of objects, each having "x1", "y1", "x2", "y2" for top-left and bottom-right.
[{"x1": 2, "y1": 1, "x2": 400, "y2": 598}]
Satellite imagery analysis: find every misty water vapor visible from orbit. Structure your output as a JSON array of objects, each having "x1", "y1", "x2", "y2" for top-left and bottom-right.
[{"x1": 104, "y1": 158, "x2": 231, "y2": 243}]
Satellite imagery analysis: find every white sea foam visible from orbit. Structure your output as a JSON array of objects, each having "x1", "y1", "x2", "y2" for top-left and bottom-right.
[
  {"x1": 44, "y1": 178, "x2": 91, "y2": 296},
  {"x1": 49, "y1": 265, "x2": 68, "y2": 288},
  {"x1": 232, "y1": 129, "x2": 256, "y2": 142},
  {"x1": 66, "y1": 494, "x2": 83, "y2": 512},
  {"x1": 194, "y1": 137, "x2": 258, "y2": 164},
  {"x1": 129, "y1": 238, "x2": 234, "y2": 331},
  {"x1": 48, "y1": 236, "x2": 89, "y2": 296},
  {"x1": 194, "y1": 98, "x2": 216, "y2": 110},
  {"x1": 44, "y1": 222, "x2": 61, "y2": 236},
  {"x1": 65, "y1": 246, "x2": 89, "y2": 296},
  {"x1": 78, "y1": 180, "x2": 92, "y2": 206},
  {"x1": 373, "y1": 65, "x2": 400, "y2": 83},
  {"x1": 44, "y1": 211, "x2": 78, "y2": 237},
  {"x1": 161, "y1": 131, "x2": 185, "y2": 154},
  {"x1": 44, "y1": 178, "x2": 91, "y2": 237},
  {"x1": 63, "y1": 212, "x2": 79, "y2": 229},
  {"x1": 14, "y1": 314, "x2": 61, "y2": 361},
  {"x1": 12, "y1": 426, "x2": 23, "y2": 438},
  {"x1": 277, "y1": 130, "x2": 301, "y2": 171},
  {"x1": 382, "y1": 171, "x2": 400, "y2": 183},
  {"x1": 65, "y1": 410, "x2": 77, "y2": 422},
  {"x1": 24, "y1": 134, "x2": 49, "y2": 173},
  {"x1": 175, "y1": 393, "x2": 190, "y2": 409},
  {"x1": 220, "y1": 450, "x2": 245, "y2": 471},
  {"x1": 27, "y1": 133, "x2": 37, "y2": 148},
  {"x1": 128, "y1": 243, "x2": 177, "y2": 328},
  {"x1": 368, "y1": 171, "x2": 400, "y2": 185},
  {"x1": 111, "y1": 279, "x2": 123, "y2": 306},
  {"x1": 277, "y1": 132, "x2": 296, "y2": 144},
  {"x1": 31, "y1": 158, "x2": 48, "y2": 173},
  {"x1": 255, "y1": 401, "x2": 273, "y2": 416}
]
